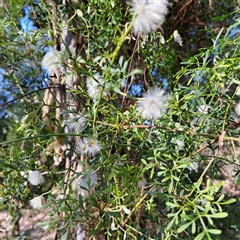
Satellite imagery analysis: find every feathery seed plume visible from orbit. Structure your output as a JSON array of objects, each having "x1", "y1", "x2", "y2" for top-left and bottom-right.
[
  {"x1": 130, "y1": 0, "x2": 169, "y2": 35},
  {"x1": 29, "y1": 196, "x2": 44, "y2": 209},
  {"x1": 63, "y1": 112, "x2": 88, "y2": 134},
  {"x1": 137, "y1": 88, "x2": 168, "y2": 119},
  {"x1": 76, "y1": 137, "x2": 101, "y2": 157},
  {"x1": 79, "y1": 170, "x2": 98, "y2": 198},
  {"x1": 188, "y1": 162, "x2": 199, "y2": 173},
  {"x1": 137, "y1": 178, "x2": 147, "y2": 189},
  {"x1": 41, "y1": 48, "x2": 63, "y2": 75},
  {"x1": 86, "y1": 73, "x2": 108, "y2": 99},
  {"x1": 236, "y1": 87, "x2": 240, "y2": 96},
  {"x1": 28, "y1": 171, "x2": 44, "y2": 185},
  {"x1": 197, "y1": 104, "x2": 211, "y2": 114},
  {"x1": 235, "y1": 103, "x2": 240, "y2": 116},
  {"x1": 173, "y1": 30, "x2": 183, "y2": 46},
  {"x1": 122, "y1": 206, "x2": 131, "y2": 215},
  {"x1": 110, "y1": 222, "x2": 118, "y2": 231},
  {"x1": 176, "y1": 139, "x2": 184, "y2": 150}
]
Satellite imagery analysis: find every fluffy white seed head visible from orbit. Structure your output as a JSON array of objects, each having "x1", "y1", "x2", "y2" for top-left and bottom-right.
[
  {"x1": 176, "y1": 139, "x2": 184, "y2": 150},
  {"x1": 137, "y1": 178, "x2": 147, "y2": 189},
  {"x1": 122, "y1": 206, "x2": 131, "y2": 215},
  {"x1": 86, "y1": 73, "x2": 108, "y2": 99},
  {"x1": 137, "y1": 88, "x2": 168, "y2": 120},
  {"x1": 191, "y1": 104, "x2": 211, "y2": 129},
  {"x1": 28, "y1": 171, "x2": 44, "y2": 185},
  {"x1": 196, "y1": 198, "x2": 208, "y2": 206},
  {"x1": 197, "y1": 104, "x2": 211, "y2": 114},
  {"x1": 173, "y1": 30, "x2": 183, "y2": 46},
  {"x1": 41, "y1": 48, "x2": 63, "y2": 75},
  {"x1": 79, "y1": 171, "x2": 98, "y2": 198},
  {"x1": 111, "y1": 222, "x2": 118, "y2": 231},
  {"x1": 236, "y1": 87, "x2": 240, "y2": 96},
  {"x1": 41, "y1": 225, "x2": 50, "y2": 231},
  {"x1": 29, "y1": 196, "x2": 44, "y2": 209},
  {"x1": 188, "y1": 162, "x2": 199, "y2": 173},
  {"x1": 235, "y1": 103, "x2": 240, "y2": 116},
  {"x1": 76, "y1": 137, "x2": 101, "y2": 157},
  {"x1": 63, "y1": 112, "x2": 88, "y2": 134},
  {"x1": 130, "y1": 0, "x2": 169, "y2": 35}
]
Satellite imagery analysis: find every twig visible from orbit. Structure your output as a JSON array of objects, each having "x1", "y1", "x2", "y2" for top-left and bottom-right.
[
  {"x1": 123, "y1": 185, "x2": 156, "y2": 226},
  {"x1": 121, "y1": 32, "x2": 140, "y2": 110},
  {"x1": 187, "y1": 130, "x2": 226, "y2": 197},
  {"x1": 0, "y1": 87, "x2": 63, "y2": 107}
]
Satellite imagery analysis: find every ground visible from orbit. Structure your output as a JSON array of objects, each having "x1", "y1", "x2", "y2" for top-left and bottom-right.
[{"x1": 0, "y1": 209, "x2": 55, "y2": 240}]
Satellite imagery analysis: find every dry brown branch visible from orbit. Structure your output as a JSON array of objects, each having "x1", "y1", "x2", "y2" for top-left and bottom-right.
[
  {"x1": 209, "y1": 0, "x2": 215, "y2": 10},
  {"x1": 48, "y1": 0, "x2": 60, "y2": 50}
]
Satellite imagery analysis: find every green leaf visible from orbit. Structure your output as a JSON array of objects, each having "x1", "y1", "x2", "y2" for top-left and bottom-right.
[
  {"x1": 78, "y1": 58, "x2": 86, "y2": 64},
  {"x1": 166, "y1": 202, "x2": 177, "y2": 208},
  {"x1": 93, "y1": 55, "x2": 102, "y2": 63},
  {"x1": 73, "y1": 211, "x2": 83, "y2": 221},
  {"x1": 220, "y1": 198, "x2": 236, "y2": 205},
  {"x1": 204, "y1": 201, "x2": 211, "y2": 213},
  {"x1": 194, "y1": 231, "x2": 205, "y2": 240},
  {"x1": 37, "y1": 220, "x2": 58, "y2": 227},
  {"x1": 202, "y1": 194, "x2": 214, "y2": 201},
  {"x1": 105, "y1": 211, "x2": 120, "y2": 219},
  {"x1": 191, "y1": 220, "x2": 196, "y2": 234},
  {"x1": 234, "y1": 65, "x2": 240, "y2": 70},
  {"x1": 212, "y1": 27, "x2": 224, "y2": 48},
  {"x1": 150, "y1": 166, "x2": 154, "y2": 179},
  {"x1": 58, "y1": 224, "x2": 68, "y2": 230},
  {"x1": 196, "y1": 205, "x2": 205, "y2": 212},
  {"x1": 177, "y1": 221, "x2": 192, "y2": 233},
  {"x1": 207, "y1": 212, "x2": 228, "y2": 218},
  {"x1": 89, "y1": 195, "x2": 100, "y2": 209},
  {"x1": 167, "y1": 213, "x2": 177, "y2": 217},
  {"x1": 172, "y1": 175, "x2": 180, "y2": 181},
  {"x1": 216, "y1": 194, "x2": 225, "y2": 202},
  {"x1": 206, "y1": 178, "x2": 211, "y2": 188},
  {"x1": 180, "y1": 212, "x2": 193, "y2": 221},
  {"x1": 162, "y1": 176, "x2": 170, "y2": 182},
  {"x1": 207, "y1": 229, "x2": 222, "y2": 234},
  {"x1": 194, "y1": 178, "x2": 203, "y2": 190},
  {"x1": 123, "y1": 188, "x2": 132, "y2": 204},
  {"x1": 118, "y1": 55, "x2": 124, "y2": 66},
  {"x1": 60, "y1": 231, "x2": 69, "y2": 240},
  {"x1": 206, "y1": 215, "x2": 213, "y2": 225},
  {"x1": 215, "y1": 203, "x2": 223, "y2": 212},
  {"x1": 232, "y1": 79, "x2": 240, "y2": 84},
  {"x1": 212, "y1": 15, "x2": 230, "y2": 21},
  {"x1": 141, "y1": 159, "x2": 147, "y2": 165},
  {"x1": 78, "y1": 194, "x2": 84, "y2": 209},
  {"x1": 168, "y1": 180, "x2": 173, "y2": 193},
  {"x1": 157, "y1": 171, "x2": 165, "y2": 177},
  {"x1": 167, "y1": 216, "x2": 178, "y2": 230}
]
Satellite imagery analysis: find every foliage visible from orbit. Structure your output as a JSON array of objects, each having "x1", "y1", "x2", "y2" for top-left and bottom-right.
[{"x1": 0, "y1": 0, "x2": 239, "y2": 239}]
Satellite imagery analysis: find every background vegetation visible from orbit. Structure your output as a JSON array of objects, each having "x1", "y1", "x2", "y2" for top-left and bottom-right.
[{"x1": 0, "y1": 0, "x2": 240, "y2": 239}]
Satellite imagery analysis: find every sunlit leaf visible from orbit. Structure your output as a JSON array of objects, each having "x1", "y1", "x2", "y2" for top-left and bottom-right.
[
  {"x1": 194, "y1": 231, "x2": 205, "y2": 240},
  {"x1": 177, "y1": 221, "x2": 192, "y2": 233},
  {"x1": 207, "y1": 229, "x2": 222, "y2": 234}
]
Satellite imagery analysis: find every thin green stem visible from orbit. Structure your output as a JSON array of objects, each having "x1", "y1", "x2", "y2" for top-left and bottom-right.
[
  {"x1": 194, "y1": 206, "x2": 212, "y2": 240},
  {"x1": 92, "y1": 18, "x2": 135, "y2": 131},
  {"x1": 0, "y1": 133, "x2": 84, "y2": 146},
  {"x1": 187, "y1": 147, "x2": 220, "y2": 198},
  {"x1": 2, "y1": 122, "x2": 240, "y2": 146}
]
